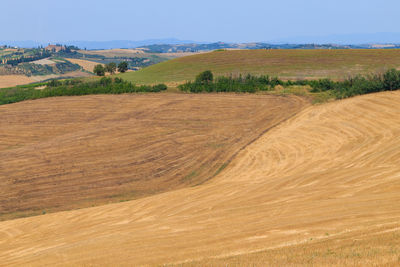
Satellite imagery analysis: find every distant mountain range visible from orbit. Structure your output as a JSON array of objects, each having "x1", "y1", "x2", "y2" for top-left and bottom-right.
[{"x1": 2, "y1": 33, "x2": 400, "y2": 50}]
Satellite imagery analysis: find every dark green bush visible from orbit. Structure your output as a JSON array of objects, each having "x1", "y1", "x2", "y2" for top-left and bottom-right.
[
  {"x1": 93, "y1": 64, "x2": 105, "y2": 76},
  {"x1": 152, "y1": 84, "x2": 168, "y2": 92},
  {"x1": 195, "y1": 70, "x2": 214, "y2": 84},
  {"x1": 383, "y1": 69, "x2": 400, "y2": 90},
  {"x1": 270, "y1": 77, "x2": 284, "y2": 88},
  {"x1": 114, "y1": 77, "x2": 123, "y2": 83},
  {"x1": 117, "y1": 61, "x2": 129, "y2": 73},
  {"x1": 100, "y1": 77, "x2": 112, "y2": 86},
  {"x1": 48, "y1": 79, "x2": 62, "y2": 87}
]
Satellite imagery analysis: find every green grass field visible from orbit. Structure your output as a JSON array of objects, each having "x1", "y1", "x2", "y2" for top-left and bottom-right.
[{"x1": 117, "y1": 49, "x2": 400, "y2": 84}]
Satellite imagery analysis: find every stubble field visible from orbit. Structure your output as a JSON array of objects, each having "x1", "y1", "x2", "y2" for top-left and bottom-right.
[
  {"x1": 0, "y1": 93, "x2": 307, "y2": 220},
  {"x1": 0, "y1": 91, "x2": 399, "y2": 266}
]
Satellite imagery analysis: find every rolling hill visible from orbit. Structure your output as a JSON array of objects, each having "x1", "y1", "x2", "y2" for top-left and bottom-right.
[
  {"x1": 0, "y1": 93, "x2": 307, "y2": 221},
  {"x1": 1, "y1": 91, "x2": 399, "y2": 265},
  {"x1": 118, "y1": 49, "x2": 400, "y2": 85}
]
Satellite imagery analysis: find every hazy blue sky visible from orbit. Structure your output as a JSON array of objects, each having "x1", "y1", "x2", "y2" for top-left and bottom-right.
[{"x1": 2, "y1": 0, "x2": 400, "y2": 42}]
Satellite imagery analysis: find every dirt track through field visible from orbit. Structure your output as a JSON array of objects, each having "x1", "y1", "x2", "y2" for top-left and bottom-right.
[{"x1": 0, "y1": 91, "x2": 399, "y2": 266}]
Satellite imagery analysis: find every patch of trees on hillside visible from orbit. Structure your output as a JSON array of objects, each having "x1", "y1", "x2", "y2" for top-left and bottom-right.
[
  {"x1": 93, "y1": 62, "x2": 128, "y2": 76},
  {"x1": 5, "y1": 51, "x2": 51, "y2": 66}
]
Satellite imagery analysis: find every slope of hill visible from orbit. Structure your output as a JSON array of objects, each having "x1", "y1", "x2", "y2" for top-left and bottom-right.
[
  {"x1": 1, "y1": 91, "x2": 399, "y2": 265},
  {"x1": 0, "y1": 46, "x2": 174, "y2": 88},
  {"x1": 64, "y1": 58, "x2": 102, "y2": 72},
  {"x1": 0, "y1": 93, "x2": 307, "y2": 220},
  {"x1": 0, "y1": 75, "x2": 34, "y2": 88},
  {"x1": 118, "y1": 49, "x2": 400, "y2": 84}
]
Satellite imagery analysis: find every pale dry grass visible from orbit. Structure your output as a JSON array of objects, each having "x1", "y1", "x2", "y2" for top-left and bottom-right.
[
  {"x1": 181, "y1": 224, "x2": 400, "y2": 266},
  {"x1": 0, "y1": 75, "x2": 34, "y2": 88},
  {"x1": 79, "y1": 48, "x2": 201, "y2": 59},
  {"x1": 0, "y1": 91, "x2": 399, "y2": 266},
  {"x1": 65, "y1": 58, "x2": 103, "y2": 72},
  {"x1": 31, "y1": 58, "x2": 55, "y2": 65},
  {"x1": 79, "y1": 48, "x2": 146, "y2": 57},
  {"x1": 162, "y1": 51, "x2": 208, "y2": 58}
]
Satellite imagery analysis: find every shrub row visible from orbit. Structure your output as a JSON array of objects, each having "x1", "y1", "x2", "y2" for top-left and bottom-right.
[
  {"x1": 0, "y1": 77, "x2": 167, "y2": 105},
  {"x1": 307, "y1": 69, "x2": 400, "y2": 98},
  {"x1": 179, "y1": 69, "x2": 400, "y2": 98},
  {"x1": 179, "y1": 73, "x2": 283, "y2": 93}
]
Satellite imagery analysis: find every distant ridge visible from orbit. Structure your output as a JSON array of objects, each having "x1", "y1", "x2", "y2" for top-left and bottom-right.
[
  {"x1": 64, "y1": 39, "x2": 197, "y2": 50},
  {"x1": 0, "y1": 39, "x2": 198, "y2": 49},
  {"x1": 269, "y1": 32, "x2": 400, "y2": 45},
  {"x1": 2, "y1": 33, "x2": 400, "y2": 50},
  {"x1": 138, "y1": 42, "x2": 400, "y2": 53}
]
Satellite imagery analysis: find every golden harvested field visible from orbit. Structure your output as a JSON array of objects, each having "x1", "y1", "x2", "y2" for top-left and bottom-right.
[
  {"x1": 184, "y1": 225, "x2": 400, "y2": 266},
  {"x1": 31, "y1": 58, "x2": 56, "y2": 65},
  {"x1": 0, "y1": 91, "x2": 399, "y2": 266},
  {"x1": 0, "y1": 93, "x2": 306, "y2": 220},
  {"x1": 65, "y1": 58, "x2": 102, "y2": 72},
  {"x1": 79, "y1": 48, "x2": 146, "y2": 56},
  {"x1": 118, "y1": 49, "x2": 400, "y2": 84},
  {"x1": 0, "y1": 75, "x2": 34, "y2": 88}
]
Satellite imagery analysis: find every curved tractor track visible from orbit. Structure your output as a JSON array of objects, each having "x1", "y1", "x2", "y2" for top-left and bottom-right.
[{"x1": 1, "y1": 91, "x2": 400, "y2": 266}]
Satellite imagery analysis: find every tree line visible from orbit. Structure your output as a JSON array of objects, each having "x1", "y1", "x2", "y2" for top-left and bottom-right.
[
  {"x1": 179, "y1": 70, "x2": 400, "y2": 98},
  {"x1": 4, "y1": 51, "x2": 52, "y2": 66},
  {"x1": 179, "y1": 71, "x2": 286, "y2": 93},
  {"x1": 0, "y1": 78, "x2": 167, "y2": 106}
]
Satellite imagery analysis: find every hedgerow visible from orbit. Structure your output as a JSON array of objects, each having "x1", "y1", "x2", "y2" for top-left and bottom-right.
[
  {"x1": 179, "y1": 69, "x2": 400, "y2": 99},
  {"x1": 0, "y1": 77, "x2": 167, "y2": 105}
]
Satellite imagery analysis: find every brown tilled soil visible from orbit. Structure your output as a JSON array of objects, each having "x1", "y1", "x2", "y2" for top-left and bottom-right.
[{"x1": 0, "y1": 93, "x2": 307, "y2": 220}]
